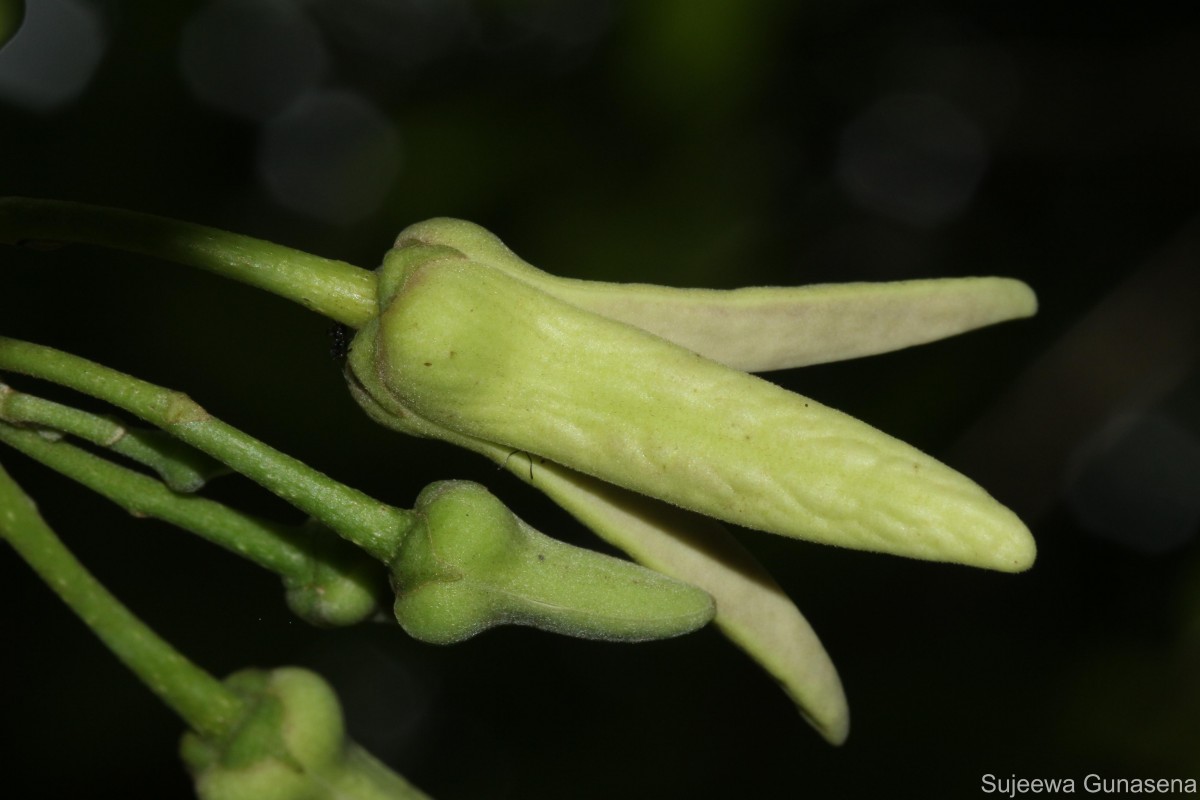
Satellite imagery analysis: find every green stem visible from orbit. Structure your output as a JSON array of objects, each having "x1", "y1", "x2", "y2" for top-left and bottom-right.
[
  {"x1": 0, "y1": 421, "x2": 309, "y2": 577},
  {"x1": 0, "y1": 461, "x2": 243, "y2": 738},
  {"x1": 0, "y1": 197, "x2": 378, "y2": 327},
  {"x1": 0, "y1": 338, "x2": 413, "y2": 562},
  {"x1": 0, "y1": 382, "x2": 227, "y2": 492}
]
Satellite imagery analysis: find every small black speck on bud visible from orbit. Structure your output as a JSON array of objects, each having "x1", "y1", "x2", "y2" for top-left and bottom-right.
[{"x1": 328, "y1": 323, "x2": 351, "y2": 361}]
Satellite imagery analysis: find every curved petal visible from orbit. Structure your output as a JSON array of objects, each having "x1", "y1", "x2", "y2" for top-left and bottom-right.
[
  {"x1": 497, "y1": 449, "x2": 851, "y2": 745},
  {"x1": 545, "y1": 276, "x2": 1037, "y2": 372},
  {"x1": 345, "y1": 378, "x2": 849, "y2": 742},
  {"x1": 393, "y1": 217, "x2": 1037, "y2": 371}
]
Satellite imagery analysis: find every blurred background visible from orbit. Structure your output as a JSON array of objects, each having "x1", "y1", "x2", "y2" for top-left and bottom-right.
[{"x1": 2, "y1": 1, "x2": 1199, "y2": 797}]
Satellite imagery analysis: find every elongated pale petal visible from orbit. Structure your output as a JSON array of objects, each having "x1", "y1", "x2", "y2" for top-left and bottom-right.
[
  {"x1": 361, "y1": 252, "x2": 1035, "y2": 571},
  {"x1": 392, "y1": 218, "x2": 1037, "y2": 371},
  {"x1": 545, "y1": 277, "x2": 1037, "y2": 372},
  {"x1": 494, "y1": 451, "x2": 850, "y2": 744}
]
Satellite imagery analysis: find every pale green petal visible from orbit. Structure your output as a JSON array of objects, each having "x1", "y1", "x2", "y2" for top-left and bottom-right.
[
  {"x1": 492, "y1": 448, "x2": 851, "y2": 745},
  {"x1": 541, "y1": 277, "x2": 1037, "y2": 372},
  {"x1": 392, "y1": 218, "x2": 1037, "y2": 371}
]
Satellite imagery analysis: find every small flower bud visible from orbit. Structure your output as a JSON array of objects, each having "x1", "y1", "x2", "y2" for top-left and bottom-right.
[
  {"x1": 181, "y1": 668, "x2": 345, "y2": 800},
  {"x1": 390, "y1": 481, "x2": 715, "y2": 644},
  {"x1": 282, "y1": 520, "x2": 389, "y2": 628},
  {"x1": 180, "y1": 667, "x2": 429, "y2": 800}
]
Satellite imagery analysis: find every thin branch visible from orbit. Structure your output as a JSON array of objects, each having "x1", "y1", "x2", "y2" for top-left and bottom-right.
[
  {"x1": 0, "y1": 461, "x2": 243, "y2": 738},
  {"x1": 0, "y1": 338, "x2": 413, "y2": 561},
  {"x1": 0, "y1": 197, "x2": 378, "y2": 327}
]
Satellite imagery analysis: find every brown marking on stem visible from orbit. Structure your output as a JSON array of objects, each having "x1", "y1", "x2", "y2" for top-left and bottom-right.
[{"x1": 160, "y1": 391, "x2": 210, "y2": 425}]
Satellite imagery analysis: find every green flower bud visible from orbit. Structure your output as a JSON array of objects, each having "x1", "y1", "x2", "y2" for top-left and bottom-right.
[
  {"x1": 282, "y1": 519, "x2": 389, "y2": 628},
  {"x1": 181, "y1": 667, "x2": 430, "y2": 800},
  {"x1": 181, "y1": 668, "x2": 345, "y2": 800},
  {"x1": 347, "y1": 224, "x2": 1035, "y2": 572},
  {"x1": 391, "y1": 480, "x2": 715, "y2": 644}
]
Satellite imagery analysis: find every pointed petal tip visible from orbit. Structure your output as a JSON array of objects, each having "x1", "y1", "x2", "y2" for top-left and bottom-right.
[
  {"x1": 951, "y1": 512, "x2": 1036, "y2": 573},
  {"x1": 993, "y1": 528, "x2": 1038, "y2": 574},
  {"x1": 803, "y1": 703, "x2": 850, "y2": 746},
  {"x1": 998, "y1": 277, "x2": 1038, "y2": 320}
]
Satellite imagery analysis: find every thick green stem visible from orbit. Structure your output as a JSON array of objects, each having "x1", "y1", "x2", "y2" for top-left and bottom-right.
[
  {"x1": 0, "y1": 462, "x2": 243, "y2": 738},
  {"x1": 0, "y1": 338, "x2": 413, "y2": 561},
  {"x1": 0, "y1": 197, "x2": 378, "y2": 327}
]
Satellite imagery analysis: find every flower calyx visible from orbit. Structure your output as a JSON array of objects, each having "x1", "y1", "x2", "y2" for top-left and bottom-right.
[{"x1": 181, "y1": 667, "x2": 430, "y2": 800}]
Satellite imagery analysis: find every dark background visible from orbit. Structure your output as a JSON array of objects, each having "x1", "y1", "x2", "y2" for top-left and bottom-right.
[{"x1": 2, "y1": 1, "x2": 1199, "y2": 797}]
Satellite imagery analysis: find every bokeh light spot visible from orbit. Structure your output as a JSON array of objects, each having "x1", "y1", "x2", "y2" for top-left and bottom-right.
[
  {"x1": 1067, "y1": 411, "x2": 1200, "y2": 554},
  {"x1": 257, "y1": 89, "x2": 401, "y2": 225},
  {"x1": 179, "y1": 0, "x2": 328, "y2": 121},
  {"x1": 307, "y1": 0, "x2": 477, "y2": 74},
  {"x1": 836, "y1": 93, "x2": 989, "y2": 227},
  {"x1": 501, "y1": 0, "x2": 614, "y2": 50},
  {"x1": 0, "y1": 0, "x2": 105, "y2": 111}
]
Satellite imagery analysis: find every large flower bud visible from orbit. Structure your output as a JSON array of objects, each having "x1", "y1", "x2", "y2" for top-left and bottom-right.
[{"x1": 347, "y1": 223, "x2": 1034, "y2": 572}]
